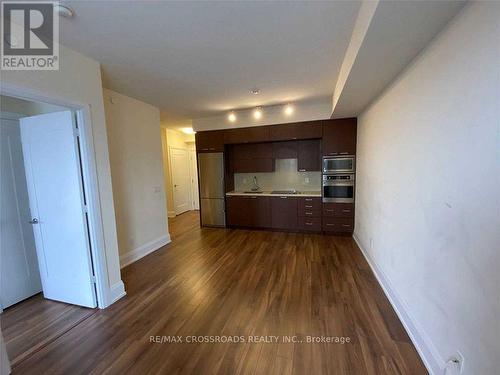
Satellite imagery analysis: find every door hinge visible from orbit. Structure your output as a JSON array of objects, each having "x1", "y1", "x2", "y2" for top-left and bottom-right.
[
  {"x1": 91, "y1": 275, "x2": 97, "y2": 284},
  {"x1": 83, "y1": 204, "x2": 89, "y2": 213}
]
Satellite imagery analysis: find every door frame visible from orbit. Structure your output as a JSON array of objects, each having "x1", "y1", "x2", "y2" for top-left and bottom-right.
[
  {"x1": 188, "y1": 148, "x2": 199, "y2": 210},
  {"x1": 168, "y1": 146, "x2": 191, "y2": 215},
  {"x1": 0, "y1": 82, "x2": 112, "y2": 309}
]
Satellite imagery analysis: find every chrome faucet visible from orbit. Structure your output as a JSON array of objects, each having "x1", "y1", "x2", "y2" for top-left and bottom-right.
[{"x1": 251, "y1": 176, "x2": 260, "y2": 191}]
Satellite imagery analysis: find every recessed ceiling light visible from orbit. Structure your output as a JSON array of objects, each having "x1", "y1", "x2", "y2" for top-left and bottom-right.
[
  {"x1": 181, "y1": 127, "x2": 196, "y2": 135},
  {"x1": 253, "y1": 107, "x2": 263, "y2": 120},
  {"x1": 228, "y1": 112, "x2": 237, "y2": 122},
  {"x1": 284, "y1": 103, "x2": 294, "y2": 116},
  {"x1": 56, "y1": 4, "x2": 75, "y2": 18},
  {"x1": 250, "y1": 88, "x2": 260, "y2": 95}
]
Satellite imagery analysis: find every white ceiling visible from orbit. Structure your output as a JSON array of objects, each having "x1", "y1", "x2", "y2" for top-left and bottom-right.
[{"x1": 60, "y1": 1, "x2": 361, "y2": 120}]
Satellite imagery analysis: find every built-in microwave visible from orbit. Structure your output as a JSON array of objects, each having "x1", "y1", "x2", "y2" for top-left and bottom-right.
[
  {"x1": 322, "y1": 174, "x2": 355, "y2": 203},
  {"x1": 323, "y1": 156, "x2": 355, "y2": 174}
]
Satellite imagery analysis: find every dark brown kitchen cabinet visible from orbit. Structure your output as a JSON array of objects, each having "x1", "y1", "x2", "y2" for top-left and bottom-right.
[
  {"x1": 271, "y1": 196, "x2": 298, "y2": 230},
  {"x1": 322, "y1": 118, "x2": 357, "y2": 156},
  {"x1": 297, "y1": 139, "x2": 321, "y2": 171},
  {"x1": 273, "y1": 141, "x2": 298, "y2": 159},
  {"x1": 322, "y1": 203, "x2": 354, "y2": 218},
  {"x1": 232, "y1": 143, "x2": 274, "y2": 173},
  {"x1": 224, "y1": 126, "x2": 269, "y2": 144},
  {"x1": 268, "y1": 121, "x2": 322, "y2": 141},
  {"x1": 232, "y1": 158, "x2": 274, "y2": 173},
  {"x1": 226, "y1": 196, "x2": 271, "y2": 228},
  {"x1": 322, "y1": 217, "x2": 354, "y2": 233},
  {"x1": 195, "y1": 130, "x2": 225, "y2": 152}
]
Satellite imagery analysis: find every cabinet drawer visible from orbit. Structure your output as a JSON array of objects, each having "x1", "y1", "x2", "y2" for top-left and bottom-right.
[
  {"x1": 322, "y1": 203, "x2": 354, "y2": 218},
  {"x1": 322, "y1": 217, "x2": 354, "y2": 232},
  {"x1": 298, "y1": 209, "x2": 321, "y2": 218},
  {"x1": 298, "y1": 217, "x2": 322, "y2": 232},
  {"x1": 298, "y1": 197, "x2": 322, "y2": 211}
]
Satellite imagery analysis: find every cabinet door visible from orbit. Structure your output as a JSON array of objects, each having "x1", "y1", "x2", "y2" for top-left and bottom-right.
[
  {"x1": 273, "y1": 141, "x2": 298, "y2": 159},
  {"x1": 224, "y1": 126, "x2": 269, "y2": 144},
  {"x1": 233, "y1": 159, "x2": 274, "y2": 173},
  {"x1": 227, "y1": 196, "x2": 271, "y2": 228},
  {"x1": 297, "y1": 121, "x2": 322, "y2": 139},
  {"x1": 269, "y1": 121, "x2": 322, "y2": 141},
  {"x1": 297, "y1": 139, "x2": 320, "y2": 171},
  {"x1": 233, "y1": 143, "x2": 273, "y2": 159},
  {"x1": 271, "y1": 196, "x2": 298, "y2": 230},
  {"x1": 322, "y1": 118, "x2": 357, "y2": 156},
  {"x1": 195, "y1": 130, "x2": 225, "y2": 152}
]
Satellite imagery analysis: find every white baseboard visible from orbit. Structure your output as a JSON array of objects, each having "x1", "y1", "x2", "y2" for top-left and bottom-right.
[
  {"x1": 105, "y1": 281, "x2": 126, "y2": 308},
  {"x1": 120, "y1": 234, "x2": 171, "y2": 269},
  {"x1": 352, "y1": 233, "x2": 444, "y2": 375}
]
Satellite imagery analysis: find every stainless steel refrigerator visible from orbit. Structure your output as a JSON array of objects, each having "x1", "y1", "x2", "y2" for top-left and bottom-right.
[{"x1": 198, "y1": 152, "x2": 225, "y2": 227}]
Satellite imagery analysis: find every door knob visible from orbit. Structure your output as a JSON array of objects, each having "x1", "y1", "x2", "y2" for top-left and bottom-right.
[{"x1": 29, "y1": 218, "x2": 39, "y2": 224}]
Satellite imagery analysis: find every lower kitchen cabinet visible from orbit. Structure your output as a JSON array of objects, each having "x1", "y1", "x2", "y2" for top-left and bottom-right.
[
  {"x1": 271, "y1": 196, "x2": 298, "y2": 230},
  {"x1": 226, "y1": 196, "x2": 271, "y2": 228},
  {"x1": 322, "y1": 217, "x2": 354, "y2": 233},
  {"x1": 298, "y1": 217, "x2": 322, "y2": 232}
]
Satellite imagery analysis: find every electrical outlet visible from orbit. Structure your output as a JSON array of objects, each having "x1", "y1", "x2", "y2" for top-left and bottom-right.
[
  {"x1": 369, "y1": 238, "x2": 374, "y2": 250},
  {"x1": 153, "y1": 186, "x2": 161, "y2": 193},
  {"x1": 304, "y1": 177, "x2": 310, "y2": 184}
]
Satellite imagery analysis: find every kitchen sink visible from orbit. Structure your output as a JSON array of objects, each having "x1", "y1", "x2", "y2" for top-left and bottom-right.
[{"x1": 271, "y1": 190, "x2": 298, "y2": 194}]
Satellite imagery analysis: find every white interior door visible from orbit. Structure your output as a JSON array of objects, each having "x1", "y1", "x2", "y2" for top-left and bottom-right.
[
  {"x1": 189, "y1": 149, "x2": 199, "y2": 210},
  {"x1": 20, "y1": 111, "x2": 97, "y2": 308},
  {"x1": 170, "y1": 147, "x2": 191, "y2": 215},
  {"x1": 0, "y1": 115, "x2": 42, "y2": 309}
]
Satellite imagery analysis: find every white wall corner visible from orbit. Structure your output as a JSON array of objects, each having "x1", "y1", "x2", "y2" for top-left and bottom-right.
[
  {"x1": 119, "y1": 234, "x2": 171, "y2": 269},
  {"x1": 352, "y1": 233, "x2": 445, "y2": 375}
]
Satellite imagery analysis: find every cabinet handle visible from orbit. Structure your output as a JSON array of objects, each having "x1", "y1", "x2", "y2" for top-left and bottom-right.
[
  {"x1": 280, "y1": 196, "x2": 288, "y2": 199},
  {"x1": 209, "y1": 148, "x2": 215, "y2": 150},
  {"x1": 326, "y1": 223, "x2": 335, "y2": 226},
  {"x1": 305, "y1": 212, "x2": 312, "y2": 215},
  {"x1": 325, "y1": 209, "x2": 334, "y2": 212},
  {"x1": 202, "y1": 148, "x2": 209, "y2": 151},
  {"x1": 298, "y1": 169, "x2": 306, "y2": 172},
  {"x1": 305, "y1": 205, "x2": 313, "y2": 208},
  {"x1": 340, "y1": 152, "x2": 349, "y2": 155},
  {"x1": 329, "y1": 152, "x2": 338, "y2": 155},
  {"x1": 342, "y1": 209, "x2": 351, "y2": 213},
  {"x1": 305, "y1": 222, "x2": 313, "y2": 226},
  {"x1": 305, "y1": 198, "x2": 313, "y2": 201},
  {"x1": 342, "y1": 224, "x2": 351, "y2": 227}
]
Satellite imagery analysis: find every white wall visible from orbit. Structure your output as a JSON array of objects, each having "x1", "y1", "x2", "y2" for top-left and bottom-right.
[
  {"x1": 355, "y1": 3, "x2": 499, "y2": 374},
  {"x1": 192, "y1": 98, "x2": 331, "y2": 131},
  {"x1": 0, "y1": 44, "x2": 124, "y2": 306},
  {"x1": 103, "y1": 89, "x2": 169, "y2": 268}
]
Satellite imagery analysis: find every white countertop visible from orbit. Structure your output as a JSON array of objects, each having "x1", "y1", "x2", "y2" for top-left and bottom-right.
[{"x1": 226, "y1": 190, "x2": 322, "y2": 197}]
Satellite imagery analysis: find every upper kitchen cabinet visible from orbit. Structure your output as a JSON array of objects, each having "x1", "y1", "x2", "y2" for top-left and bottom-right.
[
  {"x1": 195, "y1": 130, "x2": 225, "y2": 152},
  {"x1": 272, "y1": 141, "x2": 298, "y2": 159},
  {"x1": 224, "y1": 126, "x2": 269, "y2": 144},
  {"x1": 322, "y1": 118, "x2": 357, "y2": 156},
  {"x1": 232, "y1": 143, "x2": 274, "y2": 173},
  {"x1": 268, "y1": 121, "x2": 322, "y2": 141},
  {"x1": 298, "y1": 139, "x2": 321, "y2": 171}
]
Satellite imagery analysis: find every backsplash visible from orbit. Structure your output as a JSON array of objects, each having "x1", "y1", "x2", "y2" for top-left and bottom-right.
[{"x1": 234, "y1": 159, "x2": 321, "y2": 191}]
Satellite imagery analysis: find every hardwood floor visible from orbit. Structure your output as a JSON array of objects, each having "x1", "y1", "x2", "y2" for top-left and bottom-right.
[
  {"x1": 2, "y1": 210, "x2": 426, "y2": 374},
  {"x1": 1, "y1": 294, "x2": 96, "y2": 368}
]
